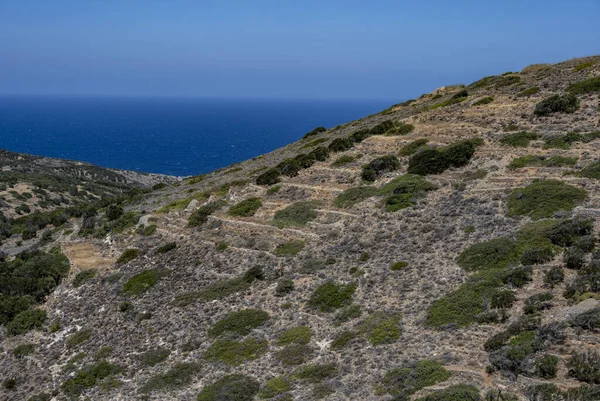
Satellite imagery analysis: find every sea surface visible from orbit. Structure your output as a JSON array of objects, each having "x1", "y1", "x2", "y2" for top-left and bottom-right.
[{"x1": 0, "y1": 96, "x2": 392, "y2": 176}]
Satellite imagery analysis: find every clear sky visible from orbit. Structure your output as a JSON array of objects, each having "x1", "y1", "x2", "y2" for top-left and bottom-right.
[{"x1": 1, "y1": 0, "x2": 598, "y2": 100}]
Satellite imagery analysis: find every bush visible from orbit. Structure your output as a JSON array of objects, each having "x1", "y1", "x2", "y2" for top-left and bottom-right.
[
  {"x1": 546, "y1": 218, "x2": 593, "y2": 247},
  {"x1": 256, "y1": 168, "x2": 281, "y2": 186},
  {"x1": 308, "y1": 281, "x2": 356, "y2": 312},
  {"x1": 331, "y1": 330, "x2": 357, "y2": 349},
  {"x1": 407, "y1": 139, "x2": 480, "y2": 176},
  {"x1": 61, "y1": 360, "x2": 122, "y2": 397},
  {"x1": 386, "y1": 122, "x2": 415, "y2": 136},
  {"x1": 205, "y1": 338, "x2": 268, "y2": 366},
  {"x1": 302, "y1": 126, "x2": 326, "y2": 139},
  {"x1": 72, "y1": 269, "x2": 97, "y2": 287},
  {"x1": 333, "y1": 186, "x2": 378, "y2": 208},
  {"x1": 67, "y1": 328, "x2": 92, "y2": 347},
  {"x1": 370, "y1": 120, "x2": 395, "y2": 135},
  {"x1": 381, "y1": 360, "x2": 451, "y2": 399},
  {"x1": 155, "y1": 242, "x2": 177, "y2": 254},
  {"x1": 277, "y1": 158, "x2": 301, "y2": 177},
  {"x1": 500, "y1": 131, "x2": 539, "y2": 147},
  {"x1": 228, "y1": 197, "x2": 262, "y2": 217},
  {"x1": 6, "y1": 309, "x2": 46, "y2": 336},
  {"x1": 122, "y1": 269, "x2": 170, "y2": 296},
  {"x1": 105, "y1": 204, "x2": 123, "y2": 221},
  {"x1": 565, "y1": 247, "x2": 586, "y2": 269},
  {"x1": 198, "y1": 375, "x2": 260, "y2": 401},
  {"x1": 188, "y1": 201, "x2": 225, "y2": 227},
  {"x1": 13, "y1": 343, "x2": 35, "y2": 358},
  {"x1": 258, "y1": 376, "x2": 291, "y2": 399},
  {"x1": 490, "y1": 289, "x2": 516, "y2": 309},
  {"x1": 349, "y1": 128, "x2": 372, "y2": 143},
  {"x1": 570, "y1": 308, "x2": 600, "y2": 331},
  {"x1": 380, "y1": 174, "x2": 436, "y2": 212},
  {"x1": 278, "y1": 325, "x2": 311, "y2": 345},
  {"x1": 276, "y1": 343, "x2": 313, "y2": 366},
  {"x1": 518, "y1": 87, "x2": 540, "y2": 96},
  {"x1": 568, "y1": 351, "x2": 600, "y2": 384},
  {"x1": 117, "y1": 248, "x2": 141, "y2": 264},
  {"x1": 415, "y1": 384, "x2": 481, "y2": 401},
  {"x1": 391, "y1": 261, "x2": 408, "y2": 271},
  {"x1": 140, "y1": 348, "x2": 170, "y2": 367},
  {"x1": 507, "y1": 179, "x2": 587, "y2": 220},
  {"x1": 274, "y1": 240, "x2": 305, "y2": 257},
  {"x1": 141, "y1": 362, "x2": 202, "y2": 394},
  {"x1": 523, "y1": 292, "x2": 553, "y2": 314},
  {"x1": 579, "y1": 161, "x2": 600, "y2": 179},
  {"x1": 544, "y1": 266, "x2": 564, "y2": 288},
  {"x1": 399, "y1": 139, "x2": 429, "y2": 156},
  {"x1": 473, "y1": 96, "x2": 494, "y2": 106},
  {"x1": 543, "y1": 132, "x2": 584, "y2": 149},
  {"x1": 567, "y1": 76, "x2": 600, "y2": 95},
  {"x1": 209, "y1": 309, "x2": 270, "y2": 337},
  {"x1": 273, "y1": 201, "x2": 319, "y2": 227},
  {"x1": 534, "y1": 94, "x2": 579, "y2": 116},
  {"x1": 457, "y1": 237, "x2": 519, "y2": 271},
  {"x1": 331, "y1": 154, "x2": 355, "y2": 167},
  {"x1": 295, "y1": 363, "x2": 337, "y2": 383},
  {"x1": 309, "y1": 146, "x2": 329, "y2": 161},
  {"x1": 508, "y1": 155, "x2": 577, "y2": 169},
  {"x1": 333, "y1": 304, "x2": 361, "y2": 325},
  {"x1": 328, "y1": 137, "x2": 353, "y2": 152},
  {"x1": 535, "y1": 354, "x2": 559, "y2": 378},
  {"x1": 275, "y1": 279, "x2": 294, "y2": 296},
  {"x1": 361, "y1": 155, "x2": 400, "y2": 181},
  {"x1": 357, "y1": 312, "x2": 402, "y2": 345},
  {"x1": 520, "y1": 245, "x2": 555, "y2": 265}
]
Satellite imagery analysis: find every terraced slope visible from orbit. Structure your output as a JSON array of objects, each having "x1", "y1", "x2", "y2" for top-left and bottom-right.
[{"x1": 2, "y1": 56, "x2": 600, "y2": 401}]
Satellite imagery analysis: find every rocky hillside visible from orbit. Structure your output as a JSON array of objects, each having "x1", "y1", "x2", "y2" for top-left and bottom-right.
[{"x1": 2, "y1": 55, "x2": 600, "y2": 401}]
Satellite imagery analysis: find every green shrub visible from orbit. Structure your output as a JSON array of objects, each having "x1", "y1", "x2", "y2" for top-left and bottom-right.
[
  {"x1": 67, "y1": 328, "x2": 92, "y2": 348},
  {"x1": 567, "y1": 76, "x2": 600, "y2": 95},
  {"x1": 357, "y1": 312, "x2": 402, "y2": 345},
  {"x1": 274, "y1": 240, "x2": 305, "y2": 257},
  {"x1": 422, "y1": 91, "x2": 469, "y2": 111},
  {"x1": 490, "y1": 289, "x2": 516, "y2": 309},
  {"x1": 205, "y1": 338, "x2": 268, "y2": 366},
  {"x1": 473, "y1": 96, "x2": 494, "y2": 105},
  {"x1": 518, "y1": 87, "x2": 540, "y2": 96},
  {"x1": 535, "y1": 354, "x2": 559, "y2": 379},
  {"x1": 508, "y1": 155, "x2": 577, "y2": 169},
  {"x1": 275, "y1": 279, "x2": 294, "y2": 296},
  {"x1": 256, "y1": 168, "x2": 281, "y2": 186},
  {"x1": 399, "y1": 139, "x2": 429, "y2": 156},
  {"x1": 198, "y1": 374, "x2": 260, "y2": 401},
  {"x1": 308, "y1": 281, "x2": 356, "y2": 312},
  {"x1": 328, "y1": 137, "x2": 353, "y2": 152},
  {"x1": 385, "y1": 122, "x2": 415, "y2": 136},
  {"x1": 141, "y1": 362, "x2": 202, "y2": 394},
  {"x1": 534, "y1": 94, "x2": 579, "y2": 116},
  {"x1": 457, "y1": 237, "x2": 519, "y2": 271},
  {"x1": 543, "y1": 132, "x2": 584, "y2": 149},
  {"x1": 333, "y1": 304, "x2": 362, "y2": 325},
  {"x1": 333, "y1": 186, "x2": 378, "y2": 208},
  {"x1": 13, "y1": 343, "x2": 35, "y2": 357},
  {"x1": 507, "y1": 179, "x2": 587, "y2": 220},
  {"x1": 278, "y1": 325, "x2": 311, "y2": 345},
  {"x1": 7, "y1": 309, "x2": 46, "y2": 336},
  {"x1": 215, "y1": 242, "x2": 228, "y2": 251},
  {"x1": 228, "y1": 197, "x2": 262, "y2": 217},
  {"x1": 302, "y1": 137, "x2": 328, "y2": 148},
  {"x1": 61, "y1": 360, "x2": 122, "y2": 397},
  {"x1": 564, "y1": 247, "x2": 586, "y2": 269},
  {"x1": 189, "y1": 202, "x2": 224, "y2": 227},
  {"x1": 500, "y1": 131, "x2": 539, "y2": 147},
  {"x1": 273, "y1": 201, "x2": 319, "y2": 227},
  {"x1": 570, "y1": 308, "x2": 600, "y2": 330},
  {"x1": 140, "y1": 348, "x2": 170, "y2": 367},
  {"x1": 331, "y1": 155, "x2": 355, "y2": 167},
  {"x1": 579, "y1": 161, "x2": 600, "y2": 179},
  {"x1": 266, "y1": 184, "x2": 281, "y2": 195},
  {"x1": 277, "y1": 158, "x2": 301, "y2": 177},
  {"x1": 331, "y1": 330, "x2": 357, "y2": 349},
  {"x1": 349, "y1": 128, "x2": 371, "y2": 143},
  {"x1": 258, "y1": 376, "x2": 291, "y2": 399},
  {"x1": 302, "y1": 126, "x2": 327, "y2": 139},
  {"x1": 139, "y1": 224, "x2": 157, "y2": 236},
  {"x1": 295, "y1": 363, "x2": 337, "y2": 383},
  {"x1": 209, "y1": 309, "x2": 269, "y2": 337},
  {"x1": 574, "y1": 61, "x2": 597, "y2": 72},
  {"x1": 309, "y1": 146, "x2": 329, "y2": 161},
  {"x1": 523, "y1": 292, "x2": 553, "y2": 314},
  {"x1": 415, "y1": 384, "x2": 481, "y2": 401},
  {"x1": 544, "y1": 266, "x2": 564, "y2": 288},
  {"x1": 568, "y1": 351, "x2": 600, "y2": 384},
  {"x1": 407, "y1": 139, "x2": 480, "y2": 175},
  {"x1": 116, "y1": 248, "x2": 141, "y2": 264},
  {"x1": 276, "y1": 344, "x2": 312, "y2": 366},
  {"x1": 361, "y1": 155, "x2": 400, "y2": 181},
  {"x1": 520, "y1": 245, "x2": 555, "y2": 265},
  {"x1": 370, "y1": 120, "x2": 395, "y2": 135},
  {"x1": 380, "y1": 174, "x2": 436, "y2": 212},
  {"x1": 72, "y1": 269, "x2": 97, "y2": 287},
  {"x1": 122, "y1": 269, "x2": 170, "y2": 296},
  {"x1": 391, "y1": 261, "x2": 408, "y2": 271},
  {"x1": 380, "y1": 360, "x2": 451, "y2": 399},
  {"x1": 155, "y1": 242, "x2": 176, "y2": 254}
]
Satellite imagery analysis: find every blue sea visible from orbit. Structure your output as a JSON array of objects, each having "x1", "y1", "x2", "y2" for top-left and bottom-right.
[{"x1": 0, "y1": 96, "x2": 391, "y2": 176}]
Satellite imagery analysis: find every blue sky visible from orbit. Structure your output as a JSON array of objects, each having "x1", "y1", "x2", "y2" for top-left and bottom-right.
[{"x1": 1, "y1": 1, "x2": 598, "y2": 100}]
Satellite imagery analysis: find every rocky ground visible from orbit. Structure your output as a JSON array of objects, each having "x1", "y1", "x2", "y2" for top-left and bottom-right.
[{"x1": 1, "y1": 56, "x2": 600, "y2": 400}]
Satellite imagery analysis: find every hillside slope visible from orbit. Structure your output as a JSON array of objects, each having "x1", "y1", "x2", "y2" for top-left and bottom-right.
[{"x1": 2, "y1": 56, "x2": 600, "y2": 401}]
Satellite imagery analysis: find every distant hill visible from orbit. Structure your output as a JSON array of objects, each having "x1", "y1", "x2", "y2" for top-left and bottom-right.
[{"x1": 2, "y1": 55, "x2": 600, "y2": 401}]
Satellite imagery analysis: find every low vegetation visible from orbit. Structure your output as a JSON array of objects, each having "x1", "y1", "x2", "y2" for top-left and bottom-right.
[
  {"x1": 566, "y1": 76, "x2": 600, "y2": 95},
  {"x1": 61, "y1": 360, "x2": 122, "y2": 397},
  {"x1": 205, "y1": 338, "x2": 268, "y2": 366},
  {"x1": 473, "y1": 96, "x2": 494, "y2": 106},
  {"x1": 507, "y1": 179, "x2": 587, "y2": 220},
  {"x1": 379, "y1": 359, "x2": 451, "y2": 399},
  {"x1": 361, "y1": 155, "x2": 400, "y2": 181},
  {"x1": 398, "y1": 139, "x2": 428, "y2": 156},
  {"x1": 508, "y1": 155, "x2": 576, "y2": 169},
  {"x1": 228, "y1": 197, "x2": 262, "y2": 217},
  {"x1": 141, "y1": 362, "x2": 202, "y2": 394},
  {"x1": 198, "y1": 374, "x2": 260, "y2": 401},
  {"x1": 208, "y1": 309, "x2": 270, "y2": 337},
  {"x1": 534, "y1": 93, "x2": 579, "y2": 116},
  {"x1": 274, "y1": 240, "x2": 305, "y2": 256},
  {"x1": 273, "y1": 201, "x2": 319, "y2": 227},
  {"x1": 500, "y1": 131, "x2": 539, "y2": 147},
  {"x1": 308, "y1": 281, "x2": 356, "y2": 312},
  {"x1": 116, "y1": 248, "x2": 141, "y2": 264},
  {"x1": 122, "y1": 269, "x2": 171, "y2": 296},
  {"x1": 407, "y1": 139, "x2": 482, "y2": 176}
]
